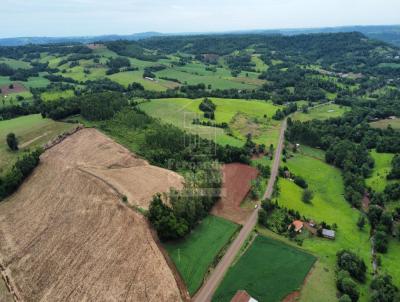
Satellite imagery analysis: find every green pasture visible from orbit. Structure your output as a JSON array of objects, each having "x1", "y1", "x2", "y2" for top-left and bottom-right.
[
  {"x1": 213, "y1": 235, "x2": 316, "y2": 302},
  {"x1": 292, "y1": 103, "x2": 350, "y2": 122},
  {"x1": 139, "y1": 98, "x2": 282, "y2": 147},
  {"x1": 366, "y1": 150, "x2": 397, "y2": 192},
  {"x1": 0, "y1": 58, "x2": 31, "y2": 69},
  {"x1": 164, "y1": 215, "x2": 239, "y2": 295},
  {"x1": 0, "y1": 114, "x2": 75, "y2": 175},
  {"x1": 277, "y1": 148, "x2": 372, "y2": 301},
  {"x1": 108, "y1": 70, "x2": 179, "y2": 91}
]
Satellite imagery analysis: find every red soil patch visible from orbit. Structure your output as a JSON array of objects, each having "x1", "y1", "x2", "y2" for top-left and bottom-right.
[
  {"x1": 0, "y1": 82, "x2": 27, "y2": 95},
  {"x1": 211, "y1": 163, "x2": 258, "y2": 225}
]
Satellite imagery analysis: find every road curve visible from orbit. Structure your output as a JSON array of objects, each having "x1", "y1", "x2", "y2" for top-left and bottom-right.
[{"x1": 193, "y1": 119, "x2": 287, "y2": 302}]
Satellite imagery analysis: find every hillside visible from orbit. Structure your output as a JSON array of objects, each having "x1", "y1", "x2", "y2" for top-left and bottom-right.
[{"x1": 0, "y1": 129, "x2": 183, "y2": 302}]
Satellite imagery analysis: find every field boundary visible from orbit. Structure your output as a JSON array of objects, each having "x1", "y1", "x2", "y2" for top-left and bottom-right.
[
  {"x1": 43, "y1": 124, "x2": 84, "y2": 150},
  {"x1": 151, "y1": 229, "x2": 191, "y2": 302}
]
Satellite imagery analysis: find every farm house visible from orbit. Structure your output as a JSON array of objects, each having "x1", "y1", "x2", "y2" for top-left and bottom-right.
[{"x1": 290, "y1": 220, "x2": 304, "y2": 233}]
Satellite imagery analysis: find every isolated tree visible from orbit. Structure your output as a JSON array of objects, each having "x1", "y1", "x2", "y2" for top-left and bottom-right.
[
  {"x1": 357, "y1": 215, "x2": 366, "y2": 230},
  {"x1": 6, "y1": 133, "x2": 18, "y2": 151},
  {"x1": 375, "y1": 231, "x2": 388, "y2": 253},
  {"x1": 302, "y1": 189, "x2": 314, "y2": 203}
]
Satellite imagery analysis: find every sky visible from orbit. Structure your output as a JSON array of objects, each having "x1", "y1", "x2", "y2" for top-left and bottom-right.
[{"x1": 0, "y1": 0, "x2": 399, "y2": 38}]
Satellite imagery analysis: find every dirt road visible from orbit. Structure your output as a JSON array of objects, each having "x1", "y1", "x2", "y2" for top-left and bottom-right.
[{"x1": 193, "y1": 119, "x2": 287, "y2": 302}]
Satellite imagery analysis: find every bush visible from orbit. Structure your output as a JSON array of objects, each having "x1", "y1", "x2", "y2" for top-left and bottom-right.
[
  {"x1": 337, "y1": 276, "x2": 359, "y2": 302},
  {"x1": 339, "y1": 294, "x2": 352, "y2": 302},
  {"x1": 6, "y1": 133, "x2": 19, "y2": 151},
  {"x1": 337, "y1": 250, "x2": 366, "y2": 283},
  {"x1": 370, "y1": 275, "x2": 399, "y2": 302},
  {"x1": 294, "y1": 175, "x2": 308, "y2": 189},
  {"x1": 302, "y1": 189, "x2": 314, "y2": 203},
  {"x1": 375, "y1": 231, "x2": 389, "y2": 253}
]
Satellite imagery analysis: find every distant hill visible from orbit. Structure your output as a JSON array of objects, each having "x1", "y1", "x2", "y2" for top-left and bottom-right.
[
  {"x1": 0, "y1": 25, "x2": 399, "y2": 47},
  {"x1": 251, "y1": 25, "x2": 400, "y2": 46},
  {"x1": 0, "y1": 32, "x2": 165, "y2": 46}
]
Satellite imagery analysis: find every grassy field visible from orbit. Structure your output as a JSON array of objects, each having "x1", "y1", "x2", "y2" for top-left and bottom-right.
[
  {"x1": 292, "y1": 103, "x2": 350, "y2": 122},
  {"x1": 41, "y1": 90, "x2": 75, "y2": 102},
  {"x1": 0, "y1": 58, "x2": 31, "y2": 69},
  {"x1": 164, "y1": 215, "x2": 239, "y2": 295},
  {"x1": 366, "y1": 150, "x2": 397, "y2": 192},
  {"x1": 0, "y1": 114, "x2": 76, "y2": 175},
  {"x1": 139, "y1": 98, "x2": 282, "y2": 147},
  {"x1": 213, "y1": 235, "x2": 316, "y2": 302},
  {"x1": 370, "y1": 118, "x2": 400, "y2": 130},
  {"x1": 277, "y1": 148, "x2": 372, "y2": 301},
  {"x1": 156, "y1": 67, "x2": 262, "y2": 90}
]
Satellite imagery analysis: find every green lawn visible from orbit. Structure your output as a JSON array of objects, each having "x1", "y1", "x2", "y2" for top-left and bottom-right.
[
  {"x1": 0, "y1": 114, "x2": 76, "y2": 175},
  {"x1": 139, "y1": 98, "x2": 281, "y2": 147},
  {"x1": 292, "y1": 103, "x2": 350, "y2": 122},
  {"x1": 213, "y1": 235, "x2": 316, "y2": 302},
  {"x1": 366, "y1": 150, "x2": 397, "y2": 192},
  {"x1": 277, "y1": 148, "x2": 372, "y2": 301},
  {"x1": 164, "y1": 215, "x2": 239, "y2": 295}
]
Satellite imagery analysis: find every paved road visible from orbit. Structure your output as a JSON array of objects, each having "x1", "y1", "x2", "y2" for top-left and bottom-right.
[{"x1": 193, "y1": 119, "x2": 287, "y2": 302}]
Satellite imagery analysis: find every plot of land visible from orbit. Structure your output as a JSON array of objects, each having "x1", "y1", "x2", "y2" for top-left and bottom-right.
[
  {"x1": 370, "y1": 118, "x2": 400, "y2": 130},
  {"x1": 139, "y1": 98, "x2": 282, "y2": 147},
  {"x1": 292, "y1": 103, "x2": 350, "y2": 122},
  {"x1": 164, "y1": 215, "x2": 239, "y2": 296},
  {"x1": 213, "y1": 236, "x2": 316, "y2": 302},
  {"x1": 366, "y1": 150, "x2": 397, "y2": 192},
  {"x1": 212, "y1": 163, "x2": 258, "y2": 225},
  {"x1": 0, "y1": 82, "x2": 27, "y2": 95},
  {"x1": 277, "y1": 148, "x2": 372, "y2": 301},
  {"x1": 0, "y1": 128, "x2": 183, "y2": 302},
  {"x1": 0, "y1": 114, "x2": 76, "y2": 175}
]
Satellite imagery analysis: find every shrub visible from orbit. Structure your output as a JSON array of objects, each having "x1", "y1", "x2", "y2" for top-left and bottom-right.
[
  {"x1": 294, "y1": 175, "x2": 308, "y2": 189},
  {"x1": 336, "y1": 250, "x2": 366, "y2": 283},
  {"x1": 6, "y1": 133, "x2": 19, "y2": 151}
]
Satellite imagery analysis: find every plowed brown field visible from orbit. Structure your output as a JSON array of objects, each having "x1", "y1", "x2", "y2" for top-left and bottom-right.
[
  {"x1": 211, "y1": 163, "x2": 258, "y2": 225},
  {"x1": 0, "y1": 128, "x2": 183, "y2": 302}
]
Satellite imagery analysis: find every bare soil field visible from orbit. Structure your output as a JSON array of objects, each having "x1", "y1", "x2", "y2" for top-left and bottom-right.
[
  {"x1": 0, "y1": 82, "x2": 27, "y2": 95},
  {"x1": 212, "y1": 163, "x2": 258, "y2": 225},
  {"x1": 0, "y1": 128, "x2": 183, "y2": 302}
]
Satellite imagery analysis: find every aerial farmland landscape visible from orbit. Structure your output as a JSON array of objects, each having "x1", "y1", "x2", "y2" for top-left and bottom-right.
[{"x1": 0, "y1": 1, "x2": 400, "y2": 302}]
